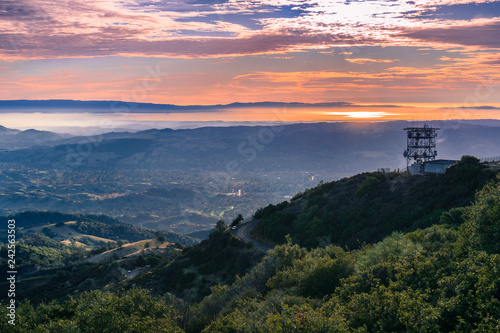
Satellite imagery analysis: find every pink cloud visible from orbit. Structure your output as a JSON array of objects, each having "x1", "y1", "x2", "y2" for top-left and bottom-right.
[
  {"x1": 346, "y1": 58, "x2": 400, "y2": 65},
  {"x1": 0, "y1": 29, "x2": 368, "y2": 60}
]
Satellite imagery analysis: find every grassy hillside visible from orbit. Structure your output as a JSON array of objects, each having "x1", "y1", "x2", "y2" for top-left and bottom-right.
[
  {"x1": 253, "y1": 156, "x2": 497, "y2": 248},
  {"x1": 0, "y1": 233, "x2": 182, "y2": 304},
  {"x1": 2, "y1": 211, "x2": 124, "y2": 228}
]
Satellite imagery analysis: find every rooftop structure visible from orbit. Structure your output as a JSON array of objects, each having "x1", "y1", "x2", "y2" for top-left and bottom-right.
[{"x1": 409, "y1": 159, "x2": 457, "y2": 175}]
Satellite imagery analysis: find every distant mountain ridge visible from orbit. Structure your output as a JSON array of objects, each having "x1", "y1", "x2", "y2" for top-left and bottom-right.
[
  {"x1": 0, "y1": 99, "x2": 389, "y2": 113},
  {"x1": 0, "y1": 126, "x2": 71, "y2": 150},
  {"x1": 0, "y1": 124, "x2": 19, "y2": 134},
  {"x1": 1, "y1": 121, "x2": 500, "y2": 176}
]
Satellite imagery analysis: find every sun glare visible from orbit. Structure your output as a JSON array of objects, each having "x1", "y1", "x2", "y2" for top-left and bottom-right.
[{"x1": 326, "y1": 111, "x2": 395, "y2": 119}]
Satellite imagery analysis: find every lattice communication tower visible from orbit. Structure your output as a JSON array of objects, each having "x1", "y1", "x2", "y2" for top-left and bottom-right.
[{"x1": 403, "y1": 124, "x2": 439, "y2": 170}]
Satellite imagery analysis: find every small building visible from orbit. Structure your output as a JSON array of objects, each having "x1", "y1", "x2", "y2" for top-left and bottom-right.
[{"x1": 409, "y1": 159, "x2": 457, "y2": 175}]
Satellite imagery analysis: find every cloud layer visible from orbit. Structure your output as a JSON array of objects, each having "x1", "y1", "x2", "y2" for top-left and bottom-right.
[
  {"x1": 2, "y1": 0, "x2": 500, "y2": 59},
  {"x1": 0, "y1": 0, "x2": 499, "y2": 106}
]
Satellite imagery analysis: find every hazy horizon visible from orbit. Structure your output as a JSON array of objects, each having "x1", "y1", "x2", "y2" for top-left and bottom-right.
[{"x1": 1, "y1": 100, "x2": 500, "y2": 134}]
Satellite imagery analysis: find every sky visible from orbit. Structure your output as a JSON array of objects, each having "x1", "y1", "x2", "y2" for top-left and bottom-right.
[{"x1": 1, "y1": 0, "x2": 500, "y2": 124}]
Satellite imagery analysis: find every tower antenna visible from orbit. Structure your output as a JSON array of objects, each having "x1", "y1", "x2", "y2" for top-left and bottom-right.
[{"x1": 403, "y1": 123, "x2": 439, "y2": 172}]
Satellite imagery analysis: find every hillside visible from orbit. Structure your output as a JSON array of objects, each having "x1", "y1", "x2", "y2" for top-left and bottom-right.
[
  {"x1": 1, "y1": 157, "x2": 500, "y2": 332},
  {"x1": 253, "y1": 156, "x2": 497, "y2": 248},
  {"x1": 0, "y1": 224, "x2": 261, "y2": 306},
  {"x1": 3, "y1": 211, "x2": 124, "y2": 228},
  {"x1": 0, "y1": 211, "x2": 199, "y2": 306},
  {"x1": 31, "y1": 221, "x2": 117, "y2": 248},
  {"x1": 0, "y1": 211, "x2": 198, "y2": 245},
  {"x1": 125, "y1": 224, "x2": 264, "y2": 302},
  {"x1": 0, "y1": 234, "x2": 182, "y2": 304}
]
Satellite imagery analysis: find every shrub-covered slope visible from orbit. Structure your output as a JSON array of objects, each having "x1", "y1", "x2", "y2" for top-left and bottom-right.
[
  {"x1": 254, "y1": 156, "x2": 496, "y2": 248},
  {"x1": 125, "y1": 225, "x2": 264, "y2": 302}
]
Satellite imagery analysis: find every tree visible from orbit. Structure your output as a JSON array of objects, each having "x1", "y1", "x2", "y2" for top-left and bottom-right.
[
  {"x1": 215, "y1": 220, "x2": 227, "y2": 233},
  {"x1": 459, "y1": 177, "x2": 500, "y2": 255},
  {"x1": 0, "y1": 289, "x2": 184, "y2": 332},
  {"x1": 230, "y1": 214, "x2": 244, "y2": 227}
]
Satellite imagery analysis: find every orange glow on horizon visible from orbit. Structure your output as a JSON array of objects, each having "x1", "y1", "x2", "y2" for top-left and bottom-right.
[{"x1": 1, "y1": 103, "x2": 499, "y2": 131}]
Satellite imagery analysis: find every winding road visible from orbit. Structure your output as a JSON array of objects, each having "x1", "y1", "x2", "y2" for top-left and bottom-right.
[{"x1": 232, "y1": 219, "x2": 272, "y2": 252}]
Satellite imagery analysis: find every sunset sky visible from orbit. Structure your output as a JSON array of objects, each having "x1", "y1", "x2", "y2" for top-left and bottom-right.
[{"x1": 1, "y1": 0, "x2": 500, "y2": 124}]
